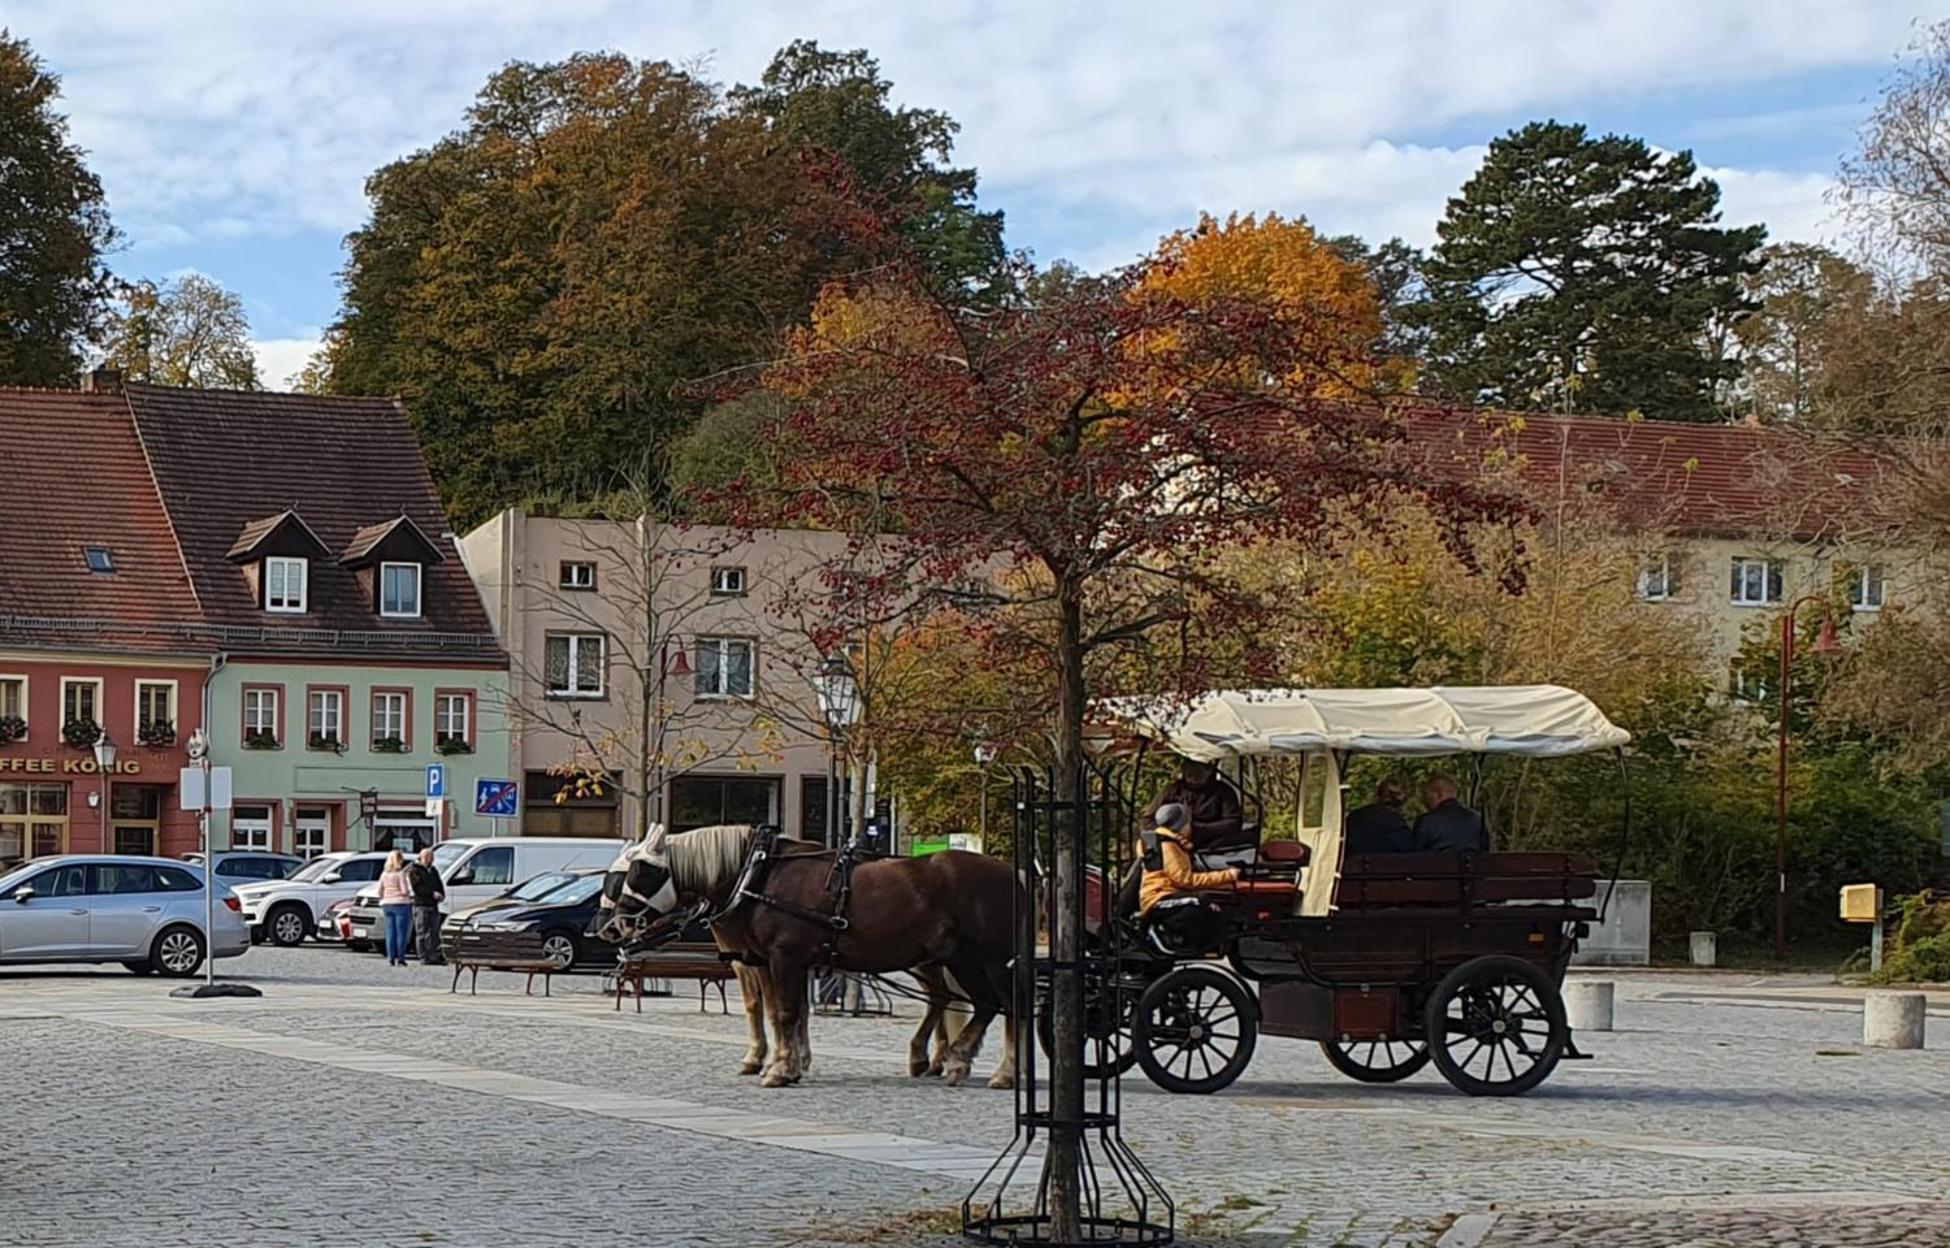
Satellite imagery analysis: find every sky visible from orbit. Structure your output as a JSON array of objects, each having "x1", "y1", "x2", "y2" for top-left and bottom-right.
[{"x1": 4, "y1": 1, "x2": 1940, "y2": 388}]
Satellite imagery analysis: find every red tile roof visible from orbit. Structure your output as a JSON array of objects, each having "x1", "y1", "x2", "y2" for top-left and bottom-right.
[
  {"x1": 123, "y1": 385, "x2": 500, "y2": 655},
  {"x1": 0, "y1": 388, "x2": 206, "y2": 654},
  {"x1": 1400, "y1": 408, "x2": 1898, "y2": 540}
]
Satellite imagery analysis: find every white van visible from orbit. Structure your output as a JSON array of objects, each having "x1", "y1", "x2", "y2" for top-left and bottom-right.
[{"x1": 344, "y1": 837, "x2": 626, "y2": 952}]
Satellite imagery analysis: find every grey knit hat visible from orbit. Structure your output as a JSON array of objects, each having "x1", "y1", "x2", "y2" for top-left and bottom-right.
[{"x1": 1154, "y1": 803, "x2": 1191, "y2": 832}]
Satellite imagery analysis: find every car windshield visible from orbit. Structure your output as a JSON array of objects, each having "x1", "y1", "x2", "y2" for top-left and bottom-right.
[
  {"x1": 542, "y1": 875, "x2": 604, "y2": 905},
  {"x1": 287, "y1": 856, "x2": 343, "y2": 883},
  {"x1": 508, "y1": 872, "x2": 574, "y2": 901},
  {"x1": 430, "y1": 842, "x2": 469, "y2": 875}
]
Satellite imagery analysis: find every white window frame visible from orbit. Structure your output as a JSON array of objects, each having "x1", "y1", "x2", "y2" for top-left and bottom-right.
[
  {"x1": 1636, "y1": 554, "x2": 1673, "y2": 603},
  {"x1": 370, "y1": 690, "x2": 407, "y2": 747},
  {"x1": 559, "y1": 561, "x2": 596, "y2": 591},
  {"x1": 265, "y1": 556, "x2": 309, "y2": 614},
  {"x1": 0, "y1": 674, "x2": 27, "y2": 732},
  {"x1": 1731, "y1": 665, "x2": 1772, "y2": 703},
  {"x1": 711, "y1": 566, "x2": 748, "y2": 597},
  {"x1": 60, "y1": 677, "x2": 103, "y2": 729},
  {"x1": 292, "y1": 808, "x2": 330, "y2": 859},
  {"x1": 695, "y1": 637, "x2": 756, "y2": 700},
  {"x1": 1730, "y1": 557, "x2": 1783, "y2": 607},
  {"x1": 545, "y1": 633, "x2": 606, "y2": 699},
  {"x1": 307, "y1": 689, "x2": 344, "y2": 748},
  {"x1": 231, "y1": 805, "x2": 273, "y2": 852},
  {"x1": 1848, "y1": 564, "x2": 1885, "y2": 613},
  {"x1": 435, "y1": 692, "x2": 472, "y2": 747},
  {"x1": 134, "y1": 680, "x2": 178, "y2": 739},
  {"x1": 379, "y1": 561, "x2": 423, "y2": 619},
  {"x1": 243, "y1": 686, "x2": 281, "y2": 743}
]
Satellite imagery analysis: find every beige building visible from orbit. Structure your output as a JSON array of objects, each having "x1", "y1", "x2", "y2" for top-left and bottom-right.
[{"x1": 460, "y1": 510, "x2": 862, "y2": 842}]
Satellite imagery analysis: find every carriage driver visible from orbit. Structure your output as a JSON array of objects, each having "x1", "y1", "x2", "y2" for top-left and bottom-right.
[
  {"x1": 1147, "y1": 756, "x2": 1250, "y2": 854},
  {"x1": 1137, "y1": 803, "x2": 1242, "y2": 954}
]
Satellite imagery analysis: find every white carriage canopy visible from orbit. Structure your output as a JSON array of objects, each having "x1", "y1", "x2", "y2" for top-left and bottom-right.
[{"x1": 1093, "y1": 685, "x2": 1631, "y2": 762}]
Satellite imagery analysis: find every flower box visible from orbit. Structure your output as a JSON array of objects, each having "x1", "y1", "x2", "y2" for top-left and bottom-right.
[
  {"x1": 242, "y1": 731, "x2": 280, "y2": 750},
  {"x1": 308, "y1": 732, "x2": 344, "y2": 753},
  {"x1": 435, "y1": 737, "x2": 474, "y2": 756},
  {"x1": 371, "y1": 736, "x2": 406, "y2": 754},
  {"x1": 0, "y1": 716, "x2": 25, "y2": 746},
  {"x1": 62, "y1": 717, "x2": 102, "y2": 749},
  {"x1": 138, "y1": 720, "x2": 177, "y2": 749}
]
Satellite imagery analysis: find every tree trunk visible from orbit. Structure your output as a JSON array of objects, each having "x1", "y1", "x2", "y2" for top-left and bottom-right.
[{"x1": 1047, "y1": 582, "x2": 1086, "y2": 1241}]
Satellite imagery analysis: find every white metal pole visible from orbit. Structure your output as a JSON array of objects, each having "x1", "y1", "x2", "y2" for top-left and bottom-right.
[{"x1": 202, "y1": 753, "x2": 214, "y2": 987}]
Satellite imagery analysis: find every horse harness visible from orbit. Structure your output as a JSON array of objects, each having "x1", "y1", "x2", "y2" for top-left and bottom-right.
[{"x1": 716, "y1": 824, "x2": 861, "y2": 968}]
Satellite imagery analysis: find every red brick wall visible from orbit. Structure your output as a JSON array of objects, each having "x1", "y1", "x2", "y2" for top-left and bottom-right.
[{"x1": 0, "y1": 657, "x2": 206, "y2": 856}]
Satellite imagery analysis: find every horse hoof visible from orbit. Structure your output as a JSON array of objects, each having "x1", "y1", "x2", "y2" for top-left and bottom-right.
[
  {"x1": 926, "y1": 1062, "x2": 945, "y2": 1078},
  {"x1": 761, "y1": 1069, "x2": 793, "y2": 1088},
  {"x1": 942, "y1": 1064, "x2": 970, "y2": 1088},
  {"x1": 909, "y1": 1058, "x2": 931, "y2": 1077},
  {"x1": 739, "y1": 1060, "x2": 764, "y2": 1076},
  {"x1": 987, "y1": 1072, "x2": 1016, "y2": 1090}
]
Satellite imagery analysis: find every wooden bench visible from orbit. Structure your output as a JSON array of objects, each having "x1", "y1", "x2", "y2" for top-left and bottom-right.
[
  {"x1": 612, "y1": 941, "x2": 735, "y2": 1015},
  {"x1": 449, "y1": 959, "x2": 560, "y2": 997}
]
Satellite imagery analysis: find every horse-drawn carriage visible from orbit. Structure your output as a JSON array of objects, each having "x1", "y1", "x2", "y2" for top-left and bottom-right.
[{"x1": 1072, "y1": 685, "x2": 1627, "y2": 1098}]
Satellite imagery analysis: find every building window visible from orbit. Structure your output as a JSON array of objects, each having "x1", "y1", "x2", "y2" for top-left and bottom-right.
[
  {"x1": 1730, "y1": 557, "x2": 1783, "y2": 606},
  {"x1": 435, "y1": 691, "x2": 474, "y2": 752},
  {"x1": 1847, "y1": 565, "x2": 1885, "y2": 613},
  {"x1": 523, "y1": 770, "x2": 620, "y2": 837},
  {"x1": 266, "y1": 556, "x2": 308, "y2": 613},
  {"x1": 0, "y1": 782, "x2": 68, "y2": 862},
  {"x1": 84, "y1": 546, "x2": 115, "y2": 574},
  {"x1": 1636, "y1": 554, "x2": 1675, "y2": 602},
  {"x1": 370, "y1": 690, "x2": 408, "y2": 751},
  {"x1": 711, "y1": 566, "x2": 747, "y2": 597},
  {"x1": 134, "y1": 680, "x2": 176, "y2": 746},
  {"x1": 242, "y1": 685, "x2": 282, "y2": 748},
  {"x1": 0, "y1": 676, "x2": 25, "y2": 738},
  {"x1": 545, "y1": 633, "x2": 606, "y2": 698},
  {"x1": 231, "y1": 804, "x2": 273, "y2": 851},
  {"x1": 670, "y1": 774, "x2": 779, "y2": 831},
  {"x1": 695, "y1": 638, "x2": 755, "y2": 699},
  {"x1": 1730, "y1": 664, "x2": 1772, "y2": 703},
  {"x1": 293, "y1": 807, "x2": 331, "y2": 858},
  {"x1": 559, "y1": 561, "x2": 596, "y2": 591},
  {"x1": 61, "y1": 678, "x2": 102, "y2": 735},
  {"x1": 379, "y1": 562, "x2": 422, "y2": 618},
  {"x1": 307, "y1": 688, "x2": 344, "y2": 750}
]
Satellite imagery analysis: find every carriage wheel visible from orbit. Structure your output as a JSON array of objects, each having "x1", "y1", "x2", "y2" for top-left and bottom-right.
[
  {"x1": 1319, "y1": 1037, "x2": 1431, "y2": 1083},
  {"x1": 1133, "y1": 965, "x2": 1257, "y2": 1095},
  {"x1": 1035, "y1": 977, "x2": 1138, "y2": 1078},
  {"x1": 1423, "y1": 955, "x2": 1567, "y2": 1097}
]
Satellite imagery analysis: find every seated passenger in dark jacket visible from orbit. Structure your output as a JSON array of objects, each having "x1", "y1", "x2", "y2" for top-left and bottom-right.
[
  {"x1": 1344, "y1": 777, "x2": 1413, "y2": 855},
  {"x1": 1413, "y1": 775, "x2": 1488, "y2": 853}
]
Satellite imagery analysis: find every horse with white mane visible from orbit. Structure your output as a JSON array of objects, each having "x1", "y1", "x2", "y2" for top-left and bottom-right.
[{"x1": 597, "y1": 823, "x2": 1016, "y2": 1089}]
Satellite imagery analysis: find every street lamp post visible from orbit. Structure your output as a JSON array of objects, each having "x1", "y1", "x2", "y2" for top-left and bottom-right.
[
  {"x1": 973, "y1": 738, "x2": 997, "y2": 850},
  {"x1": 92, "y1": 731, "x2": 118, "y2": 853},
  {"x1": 1775, "y1": 596, "x2": 1842, "y2": 961},
  {"x1": 814, "y1": 654, "x2": 860, "y2": 848}
]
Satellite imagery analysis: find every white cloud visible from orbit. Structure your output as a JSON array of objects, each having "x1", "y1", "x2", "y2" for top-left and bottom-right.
[{"x1": 252, "y1": 336, "x2": 322, "y2": 391}]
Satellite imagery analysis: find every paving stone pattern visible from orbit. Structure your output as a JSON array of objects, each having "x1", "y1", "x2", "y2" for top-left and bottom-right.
[{"x1": 1, "y1": 954, "x2": 1945, "y2": 1247}]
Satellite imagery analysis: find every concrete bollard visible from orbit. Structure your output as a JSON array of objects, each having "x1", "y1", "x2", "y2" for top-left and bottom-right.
[
  {"x1": 1565, "y1": 979, "x2": 1615, "y2": 1032},
  {"x1": 1689, "y1": 931, "x2": 1717, "y2": 967},
  {"x1": 1863, "y1": 991, "x2": 1927, "y2": 1049}
]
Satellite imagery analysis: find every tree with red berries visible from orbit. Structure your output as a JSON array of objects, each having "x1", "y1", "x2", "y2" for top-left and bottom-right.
[{"x1": 736, "y1": 212, "x2": 1527, "y2": 1236}]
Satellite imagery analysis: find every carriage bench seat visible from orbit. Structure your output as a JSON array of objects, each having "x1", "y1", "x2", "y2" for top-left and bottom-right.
[
  {"x1": 612, "y1": 941, "x2": 735, "y2": 1015},
  {"x1": 1334, "y1": 851, "x2": 1599, "y2": 910}
]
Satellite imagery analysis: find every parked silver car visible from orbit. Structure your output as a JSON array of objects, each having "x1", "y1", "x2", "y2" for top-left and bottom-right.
[{"x1": 0, "y1": 856, "x2": 251, "y2": 977}]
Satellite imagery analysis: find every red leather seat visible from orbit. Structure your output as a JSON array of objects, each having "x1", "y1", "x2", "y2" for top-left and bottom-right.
[{"x1": 1259, "y1": 840, "x2": 1310, "y2": 865}]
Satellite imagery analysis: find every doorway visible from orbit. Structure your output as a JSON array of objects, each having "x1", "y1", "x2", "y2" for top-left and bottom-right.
[
  {"x1": 111, "y1": 785, "x2": 162, "y2": 856},
  {"x1": 294, "y1": 806, "x2": 332, "y2": 858}
]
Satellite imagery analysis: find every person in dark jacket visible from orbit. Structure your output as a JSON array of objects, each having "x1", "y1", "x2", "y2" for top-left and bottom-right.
[
  {"x1": 1344, "y1": 777, "x2": 1413, "y2": 855},
  {"x1": 1413, "y1": 775, "x2": 1488, "y2": 853},
  {"x1": 1147, "y1": 757, "x2": 1249, "y2": 853},
  {"x1": 408, "y1": 847, "x2": 446, "y2": 965}
]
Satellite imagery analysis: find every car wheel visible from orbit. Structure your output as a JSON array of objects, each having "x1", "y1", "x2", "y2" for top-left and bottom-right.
[
  {"x1": 123, "y1": 961, "x2": 156, "y2": 975},
  {"x1": 540, "y1": 931, "x2": 577, "y2": 970},
  {"x1": 267, "y1": 904, "x2": 311, "y2": 947},
  {"x1": 151, "y1": 926, "x2": 206, "y2": 978}
]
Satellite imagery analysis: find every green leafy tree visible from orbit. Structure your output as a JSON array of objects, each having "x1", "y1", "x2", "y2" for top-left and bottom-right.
[
  {"x1": 0, "y1": 30, "x2": 117, "y2": 386},
  {"x1": 1732, "y1": 244, "x2": 1873, "y2": 424},
  {"x1": 730, "y1": 40, "x2": 1008, "y2": 301},
  {"x1": 101, "y1": 274, "x2": 260, "y2": 389},
  {"x1": 1416, "y1": 121, "x2": 1765, "y2": 422}
]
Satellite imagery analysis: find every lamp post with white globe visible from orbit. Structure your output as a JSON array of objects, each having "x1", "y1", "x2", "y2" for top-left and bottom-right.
[{"x1": 91, "y1": 731, "x2": 117, "y2": 853}]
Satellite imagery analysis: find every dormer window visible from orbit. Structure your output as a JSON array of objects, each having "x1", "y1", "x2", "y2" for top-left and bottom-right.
[
  {"x1": 380, "y1": 562, "x2": 422, "y2": 619},
  {"x1": 266, "y1": 556, "x2": 309, "y2": 613}
]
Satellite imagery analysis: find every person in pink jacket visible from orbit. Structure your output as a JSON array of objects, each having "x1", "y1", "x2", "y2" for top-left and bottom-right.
[{"x1": 376, "y1": 850, "x2": 415, "y2": 965}]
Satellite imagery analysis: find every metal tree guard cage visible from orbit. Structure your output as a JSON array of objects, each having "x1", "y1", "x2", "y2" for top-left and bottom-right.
[{"x1": 963, "y1": 764, "x2": 1173, "y2": 1247}]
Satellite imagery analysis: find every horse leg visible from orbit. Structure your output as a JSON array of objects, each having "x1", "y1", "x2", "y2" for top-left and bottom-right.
[
  {"x1": 933, "y1": 971, "x2": 972, "y2": 1077},
  {"x1": 762, "y1": 961, "x2": 811, "y2": 1088},
  {"x1": 735, "y1": 964, "x2": 768, "y2": 1076},
  {"x1": 909, "y1": 968, "x2": 946, "y2": 1077},
  {"x1": 939, "y1": 961, "x2": 998, "y2": 1088},
  {"x1": 985, "y1": 959, "x2": 1017, "y2": 1090}
]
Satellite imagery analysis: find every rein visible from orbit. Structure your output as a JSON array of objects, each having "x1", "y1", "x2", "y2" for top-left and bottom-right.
[{"x1": 716, "y1": 825, "x2": 859, "y2": 967}]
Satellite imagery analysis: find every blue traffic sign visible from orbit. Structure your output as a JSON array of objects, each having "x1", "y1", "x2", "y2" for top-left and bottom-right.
[
  {"x1": 425, "y1": 763, "x2": 446, "y2": 800},
  {"x1": 475, "y1": 778, "x2": 519, "y2": 819}
]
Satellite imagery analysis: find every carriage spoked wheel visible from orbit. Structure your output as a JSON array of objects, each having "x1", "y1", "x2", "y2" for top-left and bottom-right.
[
  {"x1": 1035, "y1": 976, "x2": 1138, "y2": 1079},
  {"x1": 1319, "y1": 1036, "x2": 1431, "y2": 1083},
  {"x1": 1423, "y1": 955, "x2": 1568, "y2": 1097},
  {"x1": 1132, "y1": 964, "x2": 1257, "y2": 1095}
]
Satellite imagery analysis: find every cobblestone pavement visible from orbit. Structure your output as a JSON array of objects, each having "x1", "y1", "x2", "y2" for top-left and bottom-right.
[{"x1": 1, "y1": 951, "x2": 1945, "y2": 1247}]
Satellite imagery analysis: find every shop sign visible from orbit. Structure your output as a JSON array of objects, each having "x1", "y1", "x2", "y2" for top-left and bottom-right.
[{"x1": 0, "y1": 756, "x2": 142, "y2": 775}]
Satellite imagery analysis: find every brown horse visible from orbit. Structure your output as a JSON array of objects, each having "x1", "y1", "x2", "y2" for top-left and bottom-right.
[
  {"x1": 596, "y1": 833, "x2": 975, "y2": 1083},
  {"x1": 602, "y1": 824, "x2": 1016, "y2": 1089}
]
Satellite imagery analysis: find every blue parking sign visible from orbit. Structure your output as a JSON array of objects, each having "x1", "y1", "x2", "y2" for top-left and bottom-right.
[
  {"x1": 425, "y1": 763, "x2": 446, "y2": 799},
  {"x1": 475, "y1": 778, "x2": 519, "y2": 818}
]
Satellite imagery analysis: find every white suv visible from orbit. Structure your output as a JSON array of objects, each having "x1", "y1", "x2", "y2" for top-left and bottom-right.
[{"x1": 234, "y1": 852, "x2": 389, "y2": 947}]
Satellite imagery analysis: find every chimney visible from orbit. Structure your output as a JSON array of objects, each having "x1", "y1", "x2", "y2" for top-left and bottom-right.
[{"x1": 83, "y1": 365, "x2": 123, "y2": 394}]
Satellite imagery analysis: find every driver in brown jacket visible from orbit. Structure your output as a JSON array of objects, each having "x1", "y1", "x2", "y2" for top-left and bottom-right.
[{"x1": 1137, "y1": 803, "x2": 1240, "y2": 953}]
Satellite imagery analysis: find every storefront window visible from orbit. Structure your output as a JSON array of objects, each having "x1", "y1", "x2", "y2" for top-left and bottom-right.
[
  {"x1": 0, "y1": 783, "x2": 68, "y2": 864},
  {"x1": 670, "y1": 775, "x2": 779, "y2": 832},
  {"x1": 522, "y1": 770, "x2": 619, "y2": 837}
]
